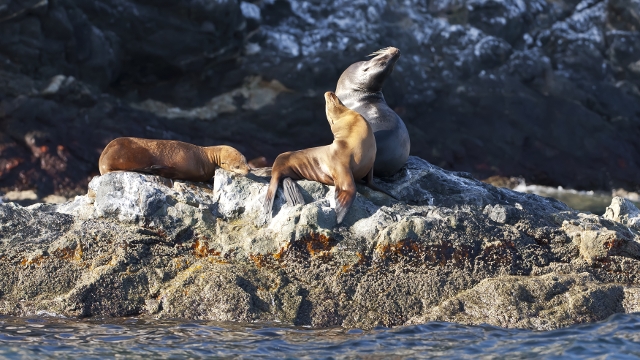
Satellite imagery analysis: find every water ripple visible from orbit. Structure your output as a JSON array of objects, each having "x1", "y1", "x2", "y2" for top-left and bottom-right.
[{"x1": 0, "y1": 314, "x2": 638, "y2": 358}]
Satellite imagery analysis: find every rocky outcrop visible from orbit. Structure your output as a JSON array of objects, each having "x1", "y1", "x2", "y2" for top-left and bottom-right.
[
  {"x1": 1, "y1": 157, "x2": 639, "y2": 330},
  {"x1": 2, "y1": 0, "x2": 640, "y2": 200}
]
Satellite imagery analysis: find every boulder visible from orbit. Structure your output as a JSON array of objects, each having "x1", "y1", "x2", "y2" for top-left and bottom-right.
[
  {"x1": 1, "y1": 157, "x2": 639, "y2": 330},
  {"x1": 604, "y1": 196, "x2": 640, "y2": 229}
]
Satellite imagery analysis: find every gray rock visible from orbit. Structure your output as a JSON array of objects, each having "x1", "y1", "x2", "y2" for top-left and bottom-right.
[
  {"x1": 0, "y1": 157, "x2": 638, "y2": 330},
  {"x1": 604, "y1": 196, "x2": 640, "y2": 230}
]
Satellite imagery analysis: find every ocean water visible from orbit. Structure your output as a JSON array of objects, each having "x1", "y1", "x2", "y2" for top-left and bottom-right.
[
  {"x1": 0, "y1": 314, "x2": 639, "y2": 358},
  {"x1": 513, "y1": 183, "x2": 638, "y2": 215}
]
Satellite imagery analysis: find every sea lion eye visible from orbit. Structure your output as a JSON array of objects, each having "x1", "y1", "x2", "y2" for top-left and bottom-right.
[{"x1": 363, "y1": 67, "x2": 369, "y2": 72}]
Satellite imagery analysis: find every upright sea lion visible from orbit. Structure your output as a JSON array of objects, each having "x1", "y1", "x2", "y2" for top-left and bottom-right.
[
  {"x1": 335, "y1": 46, "x2": 410, "y2": 177},
  {"x1": 99, "y1": 137, "x2": 250, "y2": 181},
  {"x1": 263, "y1": 92, "x2": 394, "y2": 224}
]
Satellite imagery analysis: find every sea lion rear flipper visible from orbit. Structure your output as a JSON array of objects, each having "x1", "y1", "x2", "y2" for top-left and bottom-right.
[
  {"x1": 334, "y1": 169, "x2": 356, "y2": 224},
  {"x1": 283, "y1": 178, "x2": 304, "y2": 206},
  {"x1": 364, "y1": 167, "x2": 398, "y2": 200}
]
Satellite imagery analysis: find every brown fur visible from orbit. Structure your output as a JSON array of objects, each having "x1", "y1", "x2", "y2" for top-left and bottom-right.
[
  {"x1": 248, "y1": 156, "x2": 269, "y2": 169},
  {"x1": 264, "y1": 92, "x2": 394, "y2": 224},
  {"x1": 99, "y1": 137, "x2": 250, "y2": 182}
]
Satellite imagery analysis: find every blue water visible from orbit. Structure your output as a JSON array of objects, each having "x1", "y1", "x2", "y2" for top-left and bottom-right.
[{"x1": 0, "y1": 314, "x2": 639, "y2": 358}]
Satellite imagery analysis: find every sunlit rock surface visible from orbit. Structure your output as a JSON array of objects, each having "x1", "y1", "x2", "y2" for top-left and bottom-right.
[
  {"x1": 1, "y1": 158, "x2": 639, "y2": 330},
  {"x1": 1, "y1": 0, "x2": 640, "y2": 199}
]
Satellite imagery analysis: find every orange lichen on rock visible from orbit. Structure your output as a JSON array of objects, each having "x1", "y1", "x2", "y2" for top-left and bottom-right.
[
  {"x1": 248, "y1": 233, "x2": 337, "y2": 268},
  {"x1": 54, "y1": 243, "x2": 83, "y2": 262},
  {"x1": 375, "y1": 240, "x2": 480, "y2": 268},
  {"x1": 21, "y1": 255, "x2": 46, "y2": 266},
  {"x1": 604, "y1": 238, "x2": 625, "y2": 250},
  {"x1": 249, "y1": 254, "x2": 269, "y2": 268},
  {"x1": 174, "y1": 257, "x2": 189, "y2": 270},
  {"x1": 192, "y1": 238, "x2": 228, "y2": 264},
  {"x1": 295, "y1": 233, "x2": 336, "y2": 259},
  {"x1": 192, "y1": 238, "x2": 221, "y2": 258}
]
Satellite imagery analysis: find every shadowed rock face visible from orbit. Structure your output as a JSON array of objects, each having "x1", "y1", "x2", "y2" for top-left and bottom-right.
[
  {"x1": 1, "y1": 0, "x2": 640, "y2": 199},
  {"x1": 1, "y1": 158, "x2": 639, "y2": 329}
]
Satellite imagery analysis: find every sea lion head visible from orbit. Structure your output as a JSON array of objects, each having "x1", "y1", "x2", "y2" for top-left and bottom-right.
[
  {"x1": 324, "y1": 91, "x2": 352, "y2": 126},
  {"x1": 336, "y1": 47, "x2": 400, "y2": 94},
  {"x1": 324, "y1": 91, "x2": 370, "y2": 140},
  {"x1": 216, "y1": 146, "x2": 251, "y2": 175}
]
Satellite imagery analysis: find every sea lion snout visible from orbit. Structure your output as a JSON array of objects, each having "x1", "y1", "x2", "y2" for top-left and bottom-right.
[
  {"x1": 233, "y1": 157, "x2": 251, "y2": 175},
  {"x1": 222, "y1": 162, "x2": 250, "y2": 176},
  {"x1": 324, "y1": 91, "x2": 339, "y2": 106},
  {"x1": 324, "y1": 91, "x2": 348, "y2": 124},
  {"x1": 227, "y1": 155, "x2": 251, "y2": 176},
  {"x1": 368, "y1": 47, "x2": 400, "y2": 60}
]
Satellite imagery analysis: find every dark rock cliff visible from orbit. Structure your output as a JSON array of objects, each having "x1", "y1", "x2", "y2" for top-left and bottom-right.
[{"x1": 1, "y1": 0, "x2": 640, "y2": 197}]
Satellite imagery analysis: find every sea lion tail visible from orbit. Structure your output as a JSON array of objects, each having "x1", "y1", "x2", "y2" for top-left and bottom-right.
[
  {"x1": 282, "y1": 178, "x2": 304, "y2": 206},
  {"x1": 263, "y1": 174, "x2": 280, "y2": 219}
]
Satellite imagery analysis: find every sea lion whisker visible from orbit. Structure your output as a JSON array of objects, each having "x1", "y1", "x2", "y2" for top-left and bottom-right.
[{"x1": 367, "y1": 47, "x2": 393, "y2": 57}]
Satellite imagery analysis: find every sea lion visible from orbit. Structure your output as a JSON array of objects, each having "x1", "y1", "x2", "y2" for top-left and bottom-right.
[
  {"x1": 263, "y1": 92, "x2": 394, "y2": 224},
  {"x1": 99, "y1": 137, "x2": 250, "y2": 181},
  {"x1": 335, "y1": 46, "x2": 410, "y2": 177},
  {"x1": 248, "y1": 156, "x2": 269, "y2": 169}
]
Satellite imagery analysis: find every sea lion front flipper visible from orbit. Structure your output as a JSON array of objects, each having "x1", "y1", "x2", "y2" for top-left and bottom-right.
[
  {"x1": 131, "y1": 165, "x2": 180, "y2": 178},
  {"x1": 363, "y1": 167, "x2": 398, "y2": 200},
  {"x1": 263, "y1": 172, "x2": 281, "y2": 219},
  {"x1": 334, "y1": 167, "x2": 356, "y2": 224},
  {"x1": 283, "y1": 177, "x2": 304, "y2": 206}
]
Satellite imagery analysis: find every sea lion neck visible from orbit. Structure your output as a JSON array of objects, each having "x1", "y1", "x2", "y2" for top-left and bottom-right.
[
  {"x1": 331, "y1": 123, "x2": 349, "y2": 142},
  {"x1": 330, "y1": 113, "x2": 368, "y2": 143},
  {"x1": 203, "y1": 146, "x2": 222, "y2": 170},
  {"x1": 337, "y1": 90, "x2": 385, "y2": 109}
]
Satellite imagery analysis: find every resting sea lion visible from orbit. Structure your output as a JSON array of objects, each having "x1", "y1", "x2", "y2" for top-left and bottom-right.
[
  {"x1": 335, "y1": 46, "x2": 410, "y2": 177},
  {"x1": 99, "y1": 137, "x2": 250, "y2": 181},
  {"x1": 263, "y1": 92, "x2": 394, "y2": 224},
  {"x1": 248, "y1": 156, "x2": 269, "y2": 169}
]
